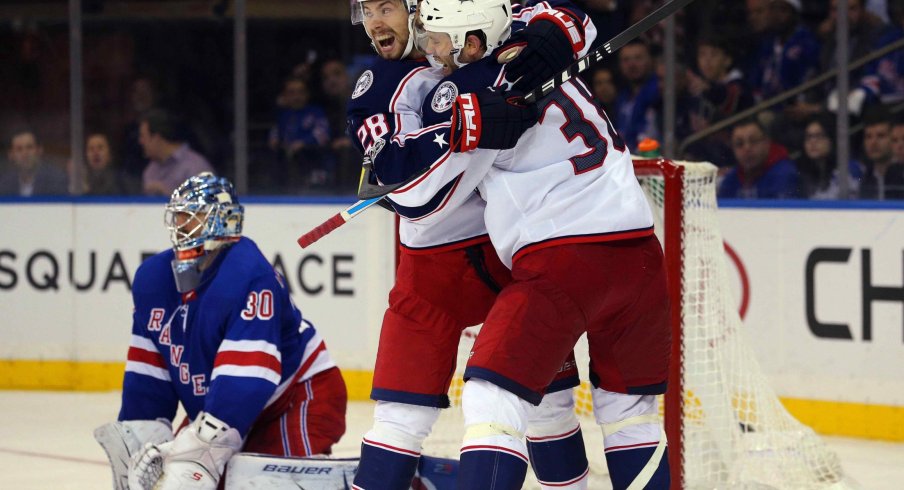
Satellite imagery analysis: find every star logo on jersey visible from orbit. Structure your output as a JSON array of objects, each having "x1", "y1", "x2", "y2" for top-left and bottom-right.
[
  {"x1": 433, "y1": 132, "x2": 447, "y2": 148},
  {"x1": 431, "y1": 81, "x2": 458, "y2": 113}
]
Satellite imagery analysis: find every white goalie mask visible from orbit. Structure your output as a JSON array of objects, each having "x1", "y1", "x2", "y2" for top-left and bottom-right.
[
  {"x1": 418, "y1": 0, "x2": 513, "y2": 68},
  {"x1": 351, "y1": 0, "x2": 420, "y2": 59}
]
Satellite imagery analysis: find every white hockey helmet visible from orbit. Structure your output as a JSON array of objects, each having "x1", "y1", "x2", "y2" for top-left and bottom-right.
[
  {"x1": 351, "y1": 0, "x2": 420, "y2": 59},
  {"x1": 418, "y1": 0, "x2": 513, "y2": 66}
]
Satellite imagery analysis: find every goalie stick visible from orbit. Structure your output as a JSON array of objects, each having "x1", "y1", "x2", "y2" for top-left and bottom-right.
[{"x1": 298, "y1": 0, "x2": 695, "y2": 248}]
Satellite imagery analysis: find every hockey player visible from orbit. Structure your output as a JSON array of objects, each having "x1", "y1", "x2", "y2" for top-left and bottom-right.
[
  {"x1": 360, "y1": 0, "x2": 674, "y2": 488},
  {"x1": 94, "y1": 173, "x2": 347, "y2": 490},
  {"x1": 347, "y1": 0, "x2": 595, "y2": 488}
]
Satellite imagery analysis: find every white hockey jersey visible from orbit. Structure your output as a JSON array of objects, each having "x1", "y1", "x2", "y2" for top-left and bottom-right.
[{"x1": 364, "y1": 2, "x2": 653, "y2": 267}]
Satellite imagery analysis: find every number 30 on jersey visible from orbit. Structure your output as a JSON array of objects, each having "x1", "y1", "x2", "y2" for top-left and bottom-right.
[{"x1": 241, "y1": 290, "x2": 274, "y2": 321}]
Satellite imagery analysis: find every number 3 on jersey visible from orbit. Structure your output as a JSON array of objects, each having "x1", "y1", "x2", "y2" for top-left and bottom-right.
[
  {"x1": 241, "y1": 290, "x2": 274, "y2": 321},
  {"x1": 355, "y1": 114, "x2": 392, "y2": 153}
]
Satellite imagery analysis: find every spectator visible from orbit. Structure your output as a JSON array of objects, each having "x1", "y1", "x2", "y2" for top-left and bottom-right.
[
  {"x1": 796, "y1": 114, "x2": 862, "y2": 199},
  {"x1": 792, "y1": 0, "x2": 891, "y2": 120},
  {"x1": 121, "y1": 76, "x2": 161, "y2": 179},
  {"x1": 615, "y1": 39, "x2": 660, "y2": 151},
  {"x1": 855, "y1": 0, "x2": 904, "y2": 108},
  {"x1": 590, "y1": 66, "x2": 619, "y2": 119},
  {"x1": 139, "y1": 109, "x2": 213, "y2": 196},
  {"x1": 0, "y1": 128, "x2": 68, "y2": 196},
  {"x1": 320, "y1": 58, "x2": 358, "y2": 191},
  {"x1": 891, "y1": 118, "x2": 904, "y2": 163},
  {"x1": 83, "y1": 133, "x2": 137, "y2": 195},
  {"x1": 684, "y1": 34, "x2": 754, "y2": 167},
  {"x1": 859, "y1": 109, "x2": 904, "y2": 199},
  {"x1": 268, "y1": 77, "x2": 334, "y2": 190},
  {"x1": 719, "y1": 118, "x2": 801, "y2": 198},
  {"x1": 745, "y1": 0, "x2": 821, "y2": 105}
]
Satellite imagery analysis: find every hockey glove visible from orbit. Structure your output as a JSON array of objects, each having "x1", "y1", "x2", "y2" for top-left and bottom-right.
[
  {"x1": 499, "y1": 13, "x2": 585, "y2": 92},
  {"x1": 450, "y1": 90, "x2": 538, "y2": 152},
  {"x1": 129, "y1": 412, "x2": 242, "y2": 490}
]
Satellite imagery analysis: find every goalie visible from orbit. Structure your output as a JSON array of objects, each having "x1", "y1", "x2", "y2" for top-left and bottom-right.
[{"x1": 94, "y1": 173, "x2": 347, "y2": 490}]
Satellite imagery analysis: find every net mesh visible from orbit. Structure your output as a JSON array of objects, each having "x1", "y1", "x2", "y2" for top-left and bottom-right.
[{"x1": 425, "y1": 159, "x2": 853, "y2": 490}]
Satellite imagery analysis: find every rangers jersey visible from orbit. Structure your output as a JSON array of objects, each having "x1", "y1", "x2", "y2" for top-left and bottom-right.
[{"x1": 119, "y1": 237, "x2": 334, "y2": 436}]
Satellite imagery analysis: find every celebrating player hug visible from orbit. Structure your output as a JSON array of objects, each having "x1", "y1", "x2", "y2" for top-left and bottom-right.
[
  {"x1": 353, "y1": 0, "x2": 673, "y2": 488},
  {"x1": 94, "y1": 173, "x2": 347, "y2": 490},
  {"x1": 345, "y1": 0, "x2": 619, "y2": 488}
]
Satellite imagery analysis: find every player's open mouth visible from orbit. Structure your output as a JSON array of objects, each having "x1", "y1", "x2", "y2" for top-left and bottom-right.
[{"x1": 374, "y1": 34, "x2": 396, "y2": 53}]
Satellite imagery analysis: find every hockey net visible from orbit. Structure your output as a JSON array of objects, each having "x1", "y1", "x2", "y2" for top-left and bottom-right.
[{"x1": 425, "y1": 158, "x2": 851, "y2": 490}]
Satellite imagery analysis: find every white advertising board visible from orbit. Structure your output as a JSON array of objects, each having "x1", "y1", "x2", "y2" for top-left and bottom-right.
[
  {"x1": 719, "y1": 207, "x2": 904, "y2": 407},
  {"x1": 0, "y1": 201, "x2": 396, "y2": 372}
]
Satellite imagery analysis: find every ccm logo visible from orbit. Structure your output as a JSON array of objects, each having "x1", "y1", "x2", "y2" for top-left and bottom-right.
[{"x1": 458, "y1": 94, "x2": 481, "y2": 151}]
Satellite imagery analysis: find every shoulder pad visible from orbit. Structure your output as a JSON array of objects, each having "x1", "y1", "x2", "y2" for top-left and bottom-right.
[
  {"x1": 348, "y1": 58, "x2": 431, "y2": 118},
  {"x1": 422, "y1": 58, "x2": 505, "y2": 126}
]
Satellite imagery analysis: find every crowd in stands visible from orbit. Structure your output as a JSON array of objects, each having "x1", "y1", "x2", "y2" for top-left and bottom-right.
[{"x1": 3, "y1": 0, "x2": 904, "y2": 200}]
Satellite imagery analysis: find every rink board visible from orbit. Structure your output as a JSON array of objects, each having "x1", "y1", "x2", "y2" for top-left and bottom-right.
[{"x1": 0, "y1": 199, "x2": 902, "y2": 441}]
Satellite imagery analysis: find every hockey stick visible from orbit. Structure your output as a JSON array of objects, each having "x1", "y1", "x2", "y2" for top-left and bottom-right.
[
  {"x1": 299, "y1": 0, "x2": 693, "y2": 248},
  {"x1": 296, "y1": 197, "x2": 383, "y2": 249}
]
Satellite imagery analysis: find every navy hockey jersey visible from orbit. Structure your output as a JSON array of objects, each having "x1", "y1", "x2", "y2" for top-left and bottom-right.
[
  {"x1": 119, "y1": 237, "x2": 334, "y2": 436},
  {"x1": 347, "y1": 56, "x2": 493, "y2": 251},
  {"x1": 358, "y1": 2, "x2": 654, "y2": 267}
]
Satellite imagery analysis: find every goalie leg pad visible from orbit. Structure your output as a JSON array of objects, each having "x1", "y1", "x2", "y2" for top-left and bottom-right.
[
  {"x1": 526, "y1": 389, "x2": 589, "y2": 489},
  {"x1": 353, "y1": 401, "x2": 440, "y2": 489},
  {"x1": 592, "y1": 388, "x2": 669, "y2": 490},
  {"x1": 458, "y1": 379, "x2": 531, "y2": 489},
  {"x1": 224, "y1": 453, "x2": 358, "y2": 490},
  {"x1": 93, "y1": 419, "x2": 173, "y2": 490}
]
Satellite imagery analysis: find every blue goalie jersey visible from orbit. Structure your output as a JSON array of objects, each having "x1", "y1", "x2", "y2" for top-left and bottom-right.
[{"x1": 119, "y1": 237, "x2": 335, "y2": 436}]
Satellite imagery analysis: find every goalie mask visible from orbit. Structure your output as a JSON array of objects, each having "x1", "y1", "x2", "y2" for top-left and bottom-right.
[
  {"x1": 351, "y1": 0, "x2": 420, "y2": 60},
  {"x1": 164, "y1": 172, "x2": 244, "y2": 292},
  {"x1": 418, "y1": 0, "x2": 512, "y2": 69}
]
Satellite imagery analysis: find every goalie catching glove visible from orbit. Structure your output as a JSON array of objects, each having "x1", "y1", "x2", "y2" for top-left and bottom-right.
[
  {"x1": 497, "y1": 10, "x2": 585, "y2": 92},
  {"x1": 128, "y1": 412, "x2": 242, "y2": 490},
  {"x1": 450, "y1": 90, "x2": 538, "y2": 152}
]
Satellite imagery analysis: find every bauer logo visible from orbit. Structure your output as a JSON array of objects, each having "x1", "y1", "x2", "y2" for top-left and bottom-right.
[
  {"x1": 262, "y1": 464, "x2": 332, "y2": 474},
  {"x1": 431, "y1": 81, "x2": 458, "y2": 113},
  {"x1": 352, "y1": 70, "x2": 374, "y2": 99}
]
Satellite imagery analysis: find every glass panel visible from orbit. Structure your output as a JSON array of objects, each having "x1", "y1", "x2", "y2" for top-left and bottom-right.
[
  {"x1": 0, "y1": 0, "x2": 72, "y2": 197},
  {"x1": 246, "y1": 1, "x2": 374, "y2": 196},
  {"x1": 80, "y1": 0, "x2": 234, "y2": 196}
]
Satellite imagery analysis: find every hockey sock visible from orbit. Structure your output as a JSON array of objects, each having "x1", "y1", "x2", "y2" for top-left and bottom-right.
[
  {"x1": 353, "y1": 440, "x2": 420, "y2": 489},
  {"x1": 458, "y1": 379, "x2": 532, "y2": 490},
  {"x1": 527, "y1": 425, "x2": 589, "y2": 488},
  {"x1": 458, "y1": 448, "x2": 529, "y2": 489},
  {"x1": 605, "y1": 445, "x2": 670, "y2": 490}
]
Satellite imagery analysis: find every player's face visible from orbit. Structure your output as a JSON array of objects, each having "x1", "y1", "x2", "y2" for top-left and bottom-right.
[
  {"x1": 173, "y1": 211, "x2": 205, "y2": 242},
  {"x1": 361, "y1": 0, "x2": 411, "y2": 60},
  {"x1": 422, "y1": 31, "x2": 456, "y2": 76}
]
